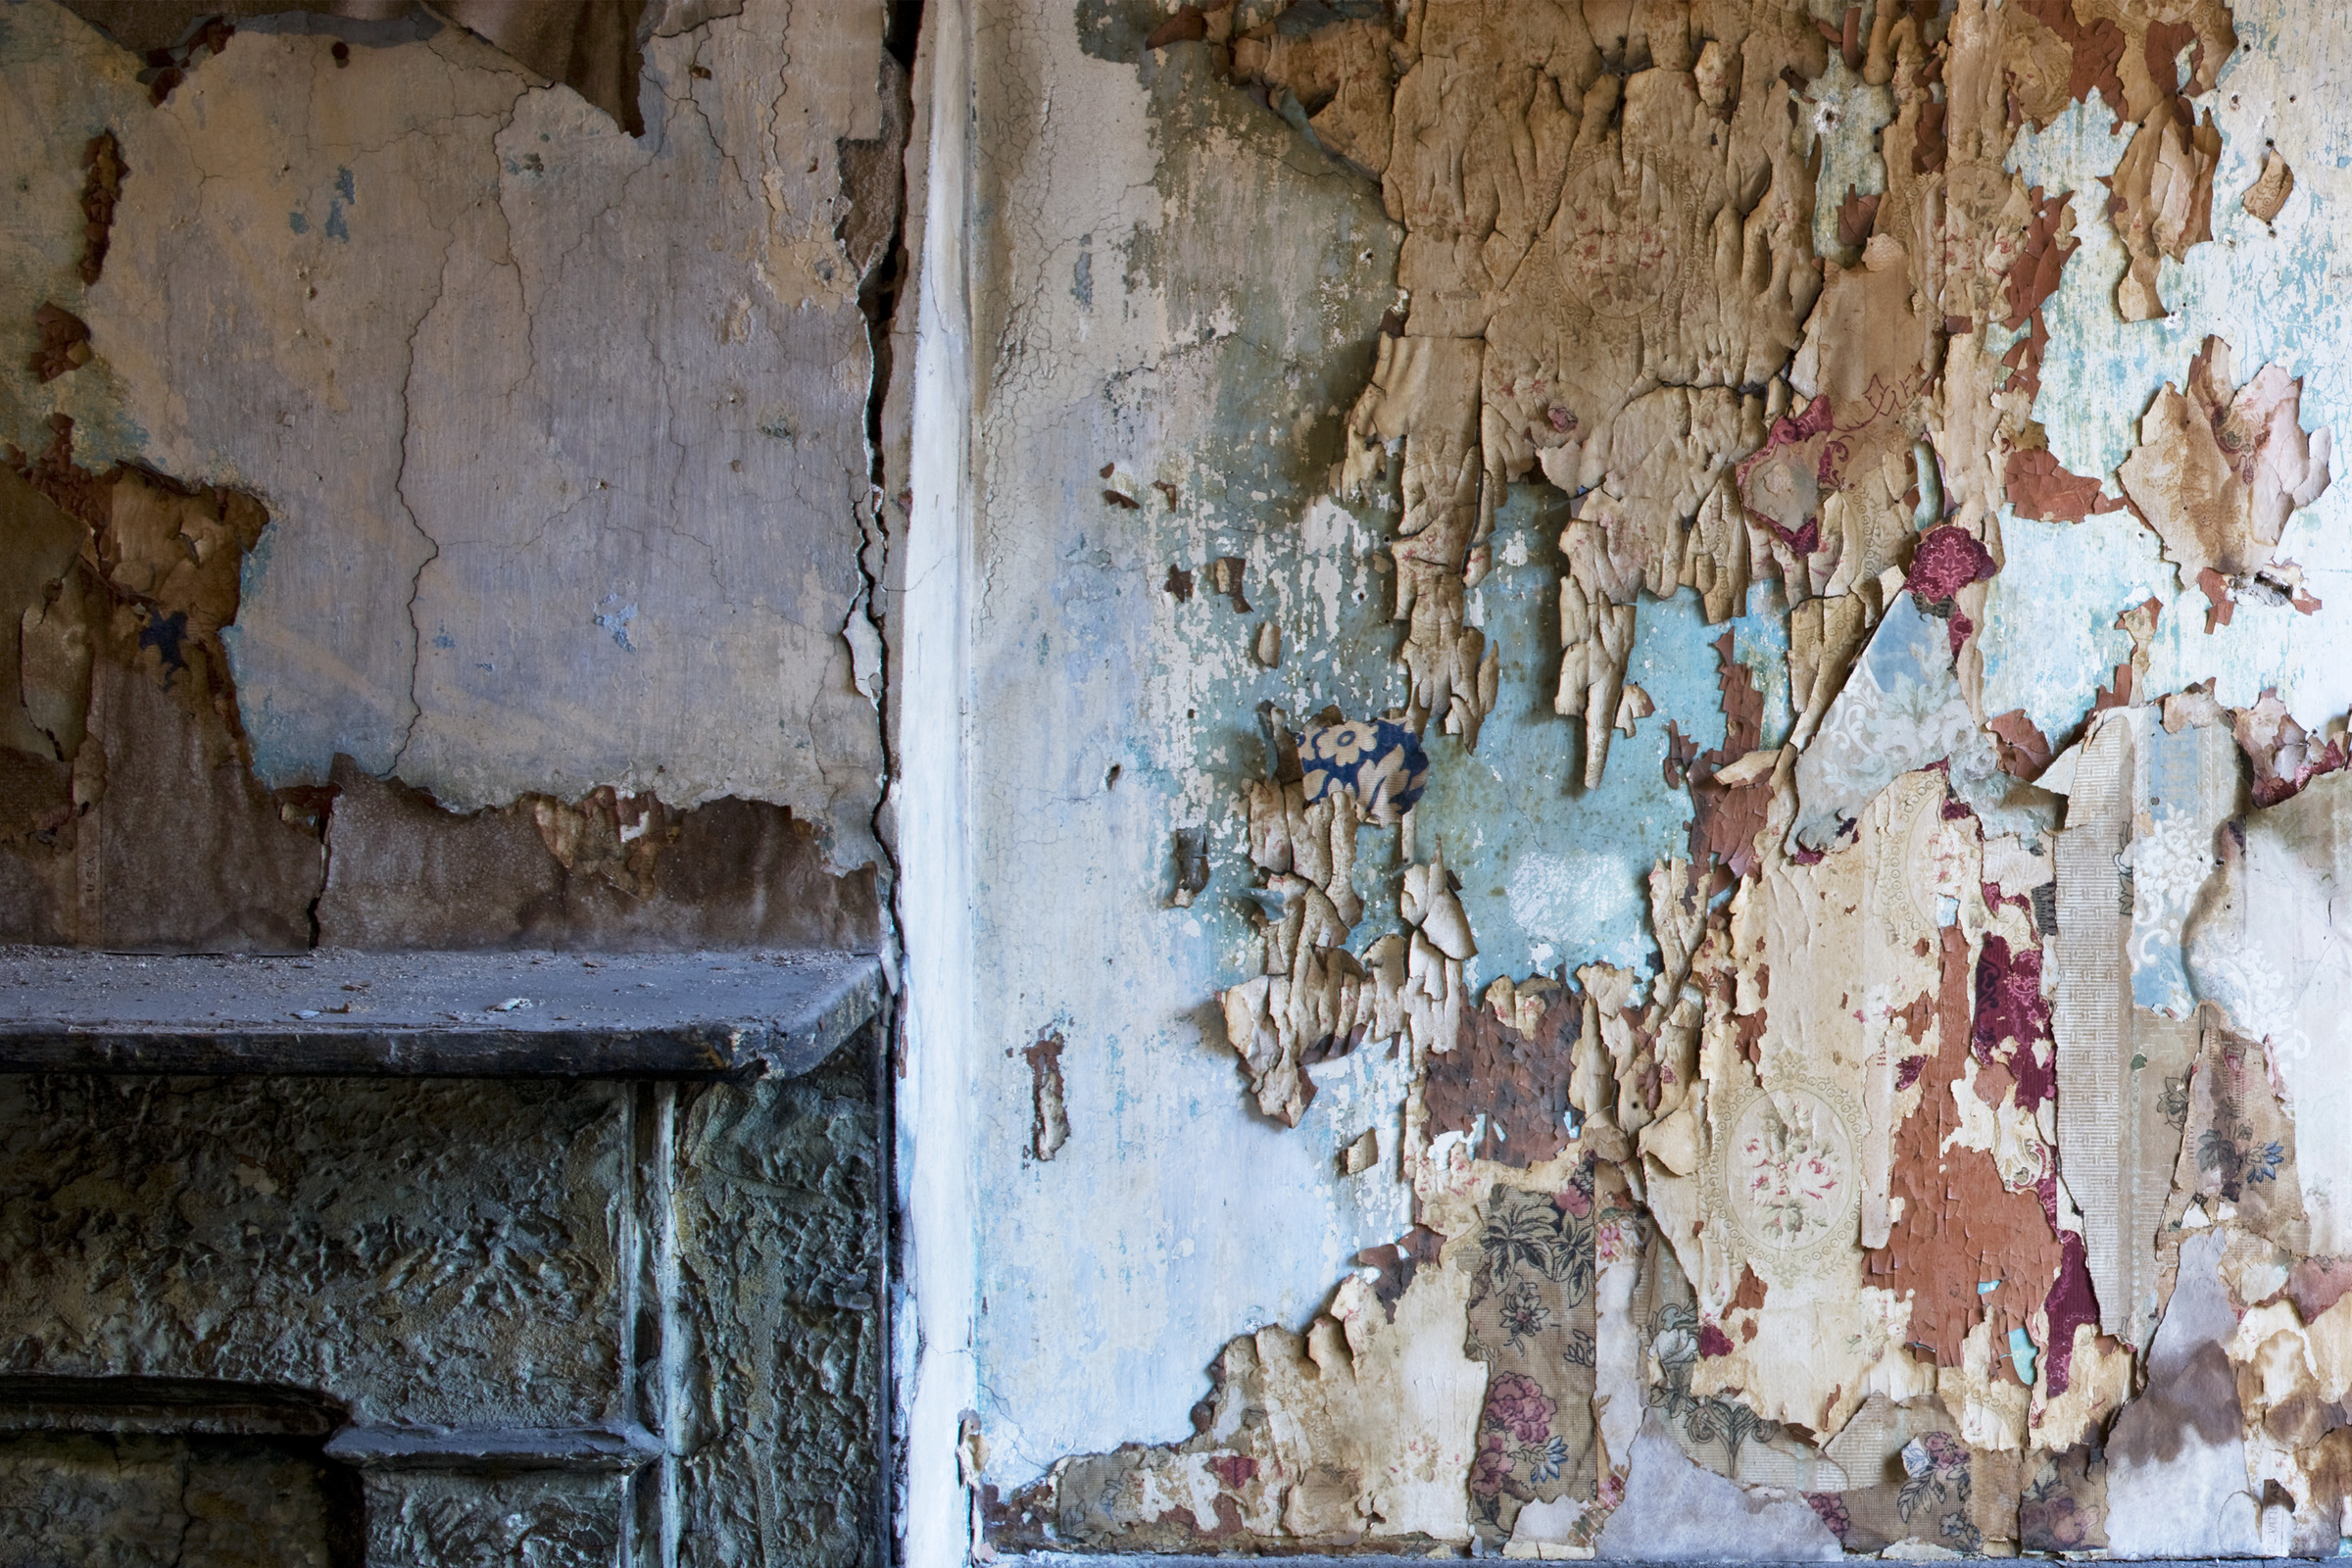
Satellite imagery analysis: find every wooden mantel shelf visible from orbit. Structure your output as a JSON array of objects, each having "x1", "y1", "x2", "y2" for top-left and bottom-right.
[{"x1": 0, "y1": 946, "x2": 886, "y2": 1077}]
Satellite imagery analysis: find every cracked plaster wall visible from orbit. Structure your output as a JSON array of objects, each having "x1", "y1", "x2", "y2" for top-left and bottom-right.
[
  {"x1": 0, "y1": 0, "x2": 900, "y2": 948},
  {"x1": 936, "y1": 0, "x2": 2352, "y2": 1559}
]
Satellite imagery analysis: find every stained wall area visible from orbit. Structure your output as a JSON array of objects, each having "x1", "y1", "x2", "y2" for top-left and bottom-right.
[
  {"x1": 925, "y1": 0, "x2": 2352, "y2": 1557},
  {"x1": 0, "y1": 0, "x2": 901, "y2": 952}
]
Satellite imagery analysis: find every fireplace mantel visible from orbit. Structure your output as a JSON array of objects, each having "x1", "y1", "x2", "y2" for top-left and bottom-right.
[{"x1": 0, "y1": 948, "x2": 889, "y2": 1567}]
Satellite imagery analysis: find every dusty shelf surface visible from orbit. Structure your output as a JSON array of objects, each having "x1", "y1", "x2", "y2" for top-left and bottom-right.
[{"x1": 0, "y1": 946, "x2": 885, "y2": 1077}]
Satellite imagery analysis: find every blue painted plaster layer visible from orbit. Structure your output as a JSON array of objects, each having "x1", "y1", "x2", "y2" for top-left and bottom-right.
[
  {"x1": 1994, "y1": 9, "x2": 2352, "y2": 731},
  {"x1": 964, "y1": 40, "x2": 1419, "y2": 1488}
]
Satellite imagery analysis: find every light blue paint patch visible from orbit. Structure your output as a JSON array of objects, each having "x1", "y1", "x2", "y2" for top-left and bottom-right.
[
  {"x1": 2008, "y1": 1325, "x2": 2038, "y2": 1386},
  {"x1": 1984, "y1": 512, "x2": 2352, "y2": 739},
  {"x1": 2007, "y1": 86, "x2": 2133, "y2": 201},
  {"x1": 2002, "y1": 10, "x2": 2352, "y2": 734},
  {"x1": 1624, "y1": 584, "x2": 1746, "y2": 755},
  {"x1": 1978, "y1": 1280, "x2": 2000, "y2": 1295},
  {"x1": 1731, "y1": 578, "x2": 1794, "y2": 751},
  {"x1": 594, "y1": 593, "x2": 637, "y2": 652},
  {"x1": 2144, "y1": 585, "x2": 2352, "y2": 721},
  {"x1": 432, "y1": 631, "x2": 455, "y2": 650},
  {"x1": 324, "y1": 202, "x2": 349, "y2": 242},
  {"x1": 1978, "y1": 512, "x2": 2166, "y2": 743},
  {"x1": 1420, "y1": 578, "x2": 1760, "y2": 991},
  {"x1": 2005, "y1": 88, "x2": 2147, "y2": 486},
  {"x1": 1418, "y1": 572, "x2": 1795, "y2": 989}
]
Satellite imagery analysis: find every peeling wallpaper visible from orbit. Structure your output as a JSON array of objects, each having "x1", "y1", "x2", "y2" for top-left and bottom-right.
[
  {"x1": 18, "y1": 0, "x2": 2352, "y2": 1555},
  {"x1": 956, "y1": 0, "x2": 2352, "y2": 1558}
]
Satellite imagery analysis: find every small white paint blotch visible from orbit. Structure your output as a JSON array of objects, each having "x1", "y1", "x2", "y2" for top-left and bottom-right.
[{"x1": 1507, "y1": 849, "x2": 1645, "y2": 963}]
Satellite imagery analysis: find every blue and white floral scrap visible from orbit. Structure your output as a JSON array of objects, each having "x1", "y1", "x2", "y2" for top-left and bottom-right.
[{"x1": 1298, "y1": 717, "x2": 1429, "y2": 825}]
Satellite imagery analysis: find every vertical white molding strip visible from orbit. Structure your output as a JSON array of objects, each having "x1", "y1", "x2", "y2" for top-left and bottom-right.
[{"x1": 897, "y1": 0, "x2": 979, "y2": 1560}]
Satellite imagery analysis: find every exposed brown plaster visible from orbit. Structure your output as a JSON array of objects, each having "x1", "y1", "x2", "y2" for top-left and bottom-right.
[
  {"x1": 1145, "y1": 7, "x2": 1210, "y2": 51},
  {"x1": 1423, "y1": 983, "x2": 1575, "y2": 1167},
  {"x1": 1, "y1": 418, "x2": 322, "y2": 949},
  {"x1": 1681, "y1": 632, "x2": 1773, "y2": 879},
  {"x1": 1834, "y1": 186, "x2": 1883, "y2": 256},
  {"x1": 1869, "y1": 921, "x2": 2065, "y2": 1368},
  {"x1": 27, "y1": 305, "x2": 91, "y2": 383},
  {"x1": 1207, "y1": 555, "x2": 1250, "y2": 612},
  {"x1": 2002, "y1": 190, "x2": 2079, "y2": 332},
  {"x1": 1167, "y1": 827, "x2": 1209, "y2": 908},
  {"x1": 1989, "y1": 710, "x2": 2055, "y2": 779},
  {"x1": 1024, "y1": 1030, "x2": 1071, "y2": 1162},
  {"x1": 77, "y1": 130, "x2": 122, "y2": 287},
  {"x1": 2005, "y1": 447, "x2": 2122, "y2": 522},
  {"x1": 318, "y1": 762, "x2": 881, "y2": 951},
  {"x1": 1357, "y1": 1223, "x2": 1445, "y2": 1317},
  {"x1": 2013, "y1": 0, "x2": 2232, "y2": 132}
]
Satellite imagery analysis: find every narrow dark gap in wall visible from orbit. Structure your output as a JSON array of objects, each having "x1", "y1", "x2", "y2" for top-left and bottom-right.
[
  {"x1": 849, "y1": 8, "x2": 922, "y2": 1564},
  {"x1": 885, "y1": 1, "x2": 924, "y2": 73},
  {"x1": 842, "y1": 12, "x2": 918, "y2": 928},
  {"x1": 856, "y1": 14, "x2": 922, "y2": 494}
]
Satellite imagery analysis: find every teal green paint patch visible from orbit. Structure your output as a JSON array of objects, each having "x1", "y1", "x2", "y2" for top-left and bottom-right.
[
  {"x1": 2008, "y1": 1325, "x2": 2038, "y2": 1386},
  {"x1": 1418, "y1": 541, "x2": 1766, "y2": 988},
  {"x1": 1412, "y1": 555, "x2": 1798, "y2": 989},
  {"x1": 289, "y1": 210, "x2": 310, "y2": 234}
]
